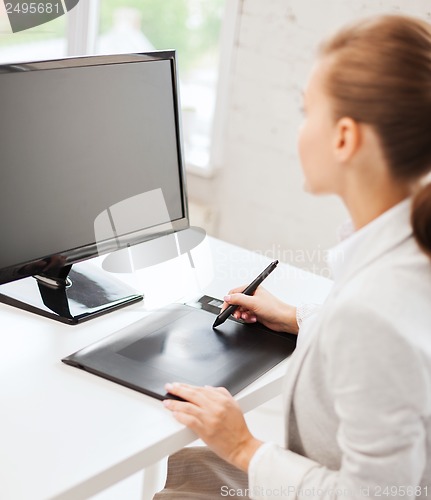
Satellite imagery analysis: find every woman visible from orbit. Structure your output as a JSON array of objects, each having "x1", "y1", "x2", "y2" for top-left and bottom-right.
[{"x1": 156, "y1": 14, "x2": 431, "y2": 499}]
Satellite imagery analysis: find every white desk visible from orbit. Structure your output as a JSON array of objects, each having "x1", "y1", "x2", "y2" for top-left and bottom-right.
[{"x1": 0, "y1": 237, "x2": 332, "y2": 500}]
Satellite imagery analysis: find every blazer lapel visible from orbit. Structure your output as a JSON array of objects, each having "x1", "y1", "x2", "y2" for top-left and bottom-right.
[{"x1": 282, "y1": 304, "x2": 329, "y2": 446}]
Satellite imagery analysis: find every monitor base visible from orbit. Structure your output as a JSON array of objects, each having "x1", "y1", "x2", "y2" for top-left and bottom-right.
[{"x1": 0, "y1": 261, "x2": 143, "y2": 324}]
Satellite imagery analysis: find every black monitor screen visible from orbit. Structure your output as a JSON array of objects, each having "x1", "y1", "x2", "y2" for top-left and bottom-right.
[{"x1": 0, "y1": 52, "x2": 188, "y2": 285}]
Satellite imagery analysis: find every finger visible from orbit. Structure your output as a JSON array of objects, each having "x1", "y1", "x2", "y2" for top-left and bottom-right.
[
  {"x1": 214, "y1": 386, "x2": 231, "y2": 396},
  {"x1": 224, "y1": 293, "x2": 256, "y2": 310},
  {"x1": 171, "y1": 410, "x2": 201, "y2": 431},
  {"x1": 203, "y1": 384, "x2": 231, "y2": 395},
  {"x1": 228, "y1": 285, "x2": 247, "y2": 295},
  {"x1": 242, "y1": 312, "x2": 257, "y2": 322},
  {"x1": 234, "y1": 306, "x2": 252, "y2": 320},
  {"x1": 220, "y1": 302, "x2": 229, "y2": 313},
  {"x1": 165, "y1": 382, "x2": 208, "y2": 405},
  {"x1": 219, "y1": 286, "x2": 248, "y2": 313},
  {"x1": 164, "y1": 402, "x2": 205, "y2": 432},
  {"x1": 163, "y1": 398, "x2": 204, "y2": 417},
  {"x1": 176, "y1": 383, "x2": 227, "y2": 402},
  {"x1": 203, "y1": 386, "x2": 235, "y2": 404}
]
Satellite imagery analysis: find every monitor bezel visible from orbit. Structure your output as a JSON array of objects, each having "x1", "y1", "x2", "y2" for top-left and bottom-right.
[{"x1": 0, "y1": 50, "x2": 190, "y2": 286}]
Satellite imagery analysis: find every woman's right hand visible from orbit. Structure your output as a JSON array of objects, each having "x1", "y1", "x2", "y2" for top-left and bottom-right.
[{"x1": 221, "y1": 286, "x2": 298, "y2": 335}]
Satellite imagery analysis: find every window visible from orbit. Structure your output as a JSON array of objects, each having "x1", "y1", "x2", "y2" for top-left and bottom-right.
[
  {"x1": 0, "y1": 0, "x2": 232, "y2": 174},
  {"x1": 95, "y1": 0, "x2": 225, "y2": 172}
]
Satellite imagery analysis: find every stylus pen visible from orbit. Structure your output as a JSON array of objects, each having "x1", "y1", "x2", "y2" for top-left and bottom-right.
[{"x1": 212, "y1": 259, "x2": 279, "y2": 328}]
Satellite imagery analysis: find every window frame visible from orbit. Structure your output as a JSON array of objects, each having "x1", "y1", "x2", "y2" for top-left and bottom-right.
[{"x1": 66, "y1": 0, "x2": 239, "y2": 177}]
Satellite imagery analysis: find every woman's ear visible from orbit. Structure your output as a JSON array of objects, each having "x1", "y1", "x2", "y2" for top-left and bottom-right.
[{"x1": 333, "y1": 117, "x2": 361, "y2": 163}]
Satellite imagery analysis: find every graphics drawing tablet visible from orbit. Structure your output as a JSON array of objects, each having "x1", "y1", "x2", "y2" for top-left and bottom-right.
[{"x1": 62, "y1": 296, "x2": 297, "y2": 400}]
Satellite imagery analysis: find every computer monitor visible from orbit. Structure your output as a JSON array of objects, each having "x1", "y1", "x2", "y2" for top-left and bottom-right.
[{"x1": 0, "y1": 51, "x2": 189, "y2": 324}]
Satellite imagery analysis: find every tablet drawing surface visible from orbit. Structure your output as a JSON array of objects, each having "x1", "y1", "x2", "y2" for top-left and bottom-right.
[{"x1": 62, "y1": 298, "x2": 297, "y2": 400}]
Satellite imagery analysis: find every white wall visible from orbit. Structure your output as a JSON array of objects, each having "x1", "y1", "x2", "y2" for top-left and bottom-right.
[{"x1": 188, "y1": 0, "x2": 431, "y2": 276}]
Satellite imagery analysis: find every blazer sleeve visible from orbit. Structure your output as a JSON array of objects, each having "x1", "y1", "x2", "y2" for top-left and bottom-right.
[
  {"x1": 296, "y1": 303, "x2": 322, "y2": 347},
  {"x1": 248, "y1": 302, "x2": 428, "y2": 499}
]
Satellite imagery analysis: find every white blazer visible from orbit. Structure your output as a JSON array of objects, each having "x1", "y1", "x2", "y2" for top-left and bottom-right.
[{"x1": 249, "y1": 200, "x2": 431, "y2": 499}]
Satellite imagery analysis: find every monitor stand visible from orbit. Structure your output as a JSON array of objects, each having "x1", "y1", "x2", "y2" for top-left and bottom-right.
[{"x1": 0, "y1": 260, "x2": 143, "y2": 324}]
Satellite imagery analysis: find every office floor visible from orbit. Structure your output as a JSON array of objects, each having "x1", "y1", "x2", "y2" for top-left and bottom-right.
[{"x1": 91, "y1": 395, "x2": 284, "y2": 499}]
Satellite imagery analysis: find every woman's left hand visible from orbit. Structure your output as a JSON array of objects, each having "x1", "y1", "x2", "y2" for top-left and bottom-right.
[{"x1": 163, "y1": 382, "x2": 263, "y2": 472}]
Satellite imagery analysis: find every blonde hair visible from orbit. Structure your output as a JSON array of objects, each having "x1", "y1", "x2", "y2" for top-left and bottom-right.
[{"x1": 318, "y1": 15, "x2": 431, "y2": 256}]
